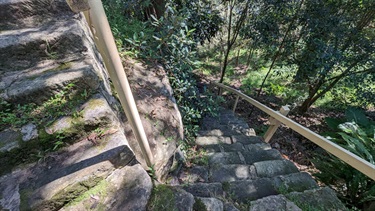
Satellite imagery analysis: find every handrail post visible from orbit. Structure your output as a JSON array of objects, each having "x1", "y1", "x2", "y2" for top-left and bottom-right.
[
  {"x1": 66, "y1": 0, "x2": 154, "y2": 167},
  {"x1": 263, "y1": 105, "x2": 290, "y2": 143},
  {"x1": 233, "y1": 95, "x2": 240, "y2": 112}
]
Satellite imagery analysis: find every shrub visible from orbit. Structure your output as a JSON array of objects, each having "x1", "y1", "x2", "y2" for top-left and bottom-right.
[{"x1": 314, "y1": 108, "x2": 375, "y2": 210}]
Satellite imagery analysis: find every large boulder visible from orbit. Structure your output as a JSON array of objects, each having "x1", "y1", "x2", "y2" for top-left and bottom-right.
[{"x1": 124, "y1": 59, "x2": 184, "y2": 182}]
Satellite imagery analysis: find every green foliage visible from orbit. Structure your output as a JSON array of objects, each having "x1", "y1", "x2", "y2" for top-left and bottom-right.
[
  {"x1": 0, "y1": 84, "x2": 93, "y2": 175},
  {"x1": 103, "y1": 0, "x2": 155, "y2": 58},
  {"x1": 147, "y1": 164, "x2": 157, "y2": 180},
  {"x1": 104, "y1": 2, "x2": 222, "y2": 167},
  {"x1": 314, "y1": 108, "x2": 375, "y2": 209},
  {"x1": 175, "y1": 0, "x2": 223, "y2": 44},
  {"x1": 0, "y1": 83, "x2": 86, "y2": 131},
  {"x1": 150, "y1": 4, "x2": 221, "y2": 144}
]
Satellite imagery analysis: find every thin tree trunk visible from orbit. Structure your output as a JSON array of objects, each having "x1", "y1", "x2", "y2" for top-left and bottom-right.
[
  {"x1": 256, "y1": 0, "x2": 305, "y2": 97},
  {"x1": 235, "y1": 48, "x2": 240, "y2": 66},
  {"x1": 219, "y1": 2, "x2": 234, "y2": 84}
]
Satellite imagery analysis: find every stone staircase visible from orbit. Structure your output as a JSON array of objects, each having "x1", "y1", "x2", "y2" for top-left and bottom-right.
[{"x1": 170, "y1": 108, "x2": 347, "y2": 211}]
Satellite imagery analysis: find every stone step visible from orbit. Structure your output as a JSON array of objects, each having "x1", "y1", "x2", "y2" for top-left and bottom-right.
[
  {"x1": 1, "y1": 60, "x2": 100, "y2": 105},
  {"x1": 0, "y1": 0, "x2": 73, "y2": 30},
  {"x1": 201, "y1": 124, "x2": 253, "y2": 136},
  {"x1": 253, "y1": 159, "x2": 299, "y2": 178},
  {"x1": 249, "y1": 195, "x2": 302, "y2": 211},
  {"x1": 209, "y1": 160, "x2": 299, "y2": 182},
  {"x1": 0, "y1": 18, "x2": 88, "y2": 72},
  {"x1": 0, "y1": 128, "x2": 137, "y2": 210},
  {"x1": 181, "y1": 182, "x2": 224, "y2": 198},
  {"x1": 196, "y1": 197, "x2": 224, "y2": 211},
  {"x1": 202, "y1": 138, "x2": 268, "y2": 153},
  {"x1": 208, "y1": 149, "x2": 282, "y2": 166},
  {"x1": 285, "y1": 187, "x2": 347, "y2": 211},
  {"x1": 226, "y1": 172, "x2": 318, "y2": 203},
  {"x1": 209, "y1": 164, "x2": 257, "y2": 182},
  {"x1": 196, "y1": 136, "x2": 232, "y2": 146},
  {"x1": 179, "y1": 171, "x2": 320, "y2": 206}
]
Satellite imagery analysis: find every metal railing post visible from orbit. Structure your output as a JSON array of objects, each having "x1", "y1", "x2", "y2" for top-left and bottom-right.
[
  {"x1": 263, "y1": 105, "x2": 290, "y2": 143},
  {"x1": 66, "y1": 0, "x2": 153, "y2": 167}
]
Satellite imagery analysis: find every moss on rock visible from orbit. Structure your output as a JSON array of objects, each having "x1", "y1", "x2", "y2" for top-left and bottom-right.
[
  {"x1": 147, "y1": 184, "x2": 176, "y2": 211},
  {"x1": 33, "y1": 176, "x2": 104, "y2": 211}
]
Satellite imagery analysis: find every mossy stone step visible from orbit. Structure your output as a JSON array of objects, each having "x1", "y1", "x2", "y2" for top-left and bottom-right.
[
  {"x1": 2, "y1": 61, "x2": 100, "y2": 104},
  {"x1": 286, "y1": 187, "x2": 348, "y2": 211},
  {"x1": 0, "y1": 0, "x2": 72, "y2": 30},
  {"x1": 225, "y1": 172, "x2": 318, "y2": 203},
  {"x1": 0, "y1": 18, "x2": 88, "y2": 71},
  {"x1": 181, "y1": 182, "x2": 224, "y2": 198}
]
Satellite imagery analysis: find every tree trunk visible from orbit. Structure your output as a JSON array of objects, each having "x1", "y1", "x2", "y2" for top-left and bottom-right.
[
  {"x1": 219, "y1": 48, "x2": 231, "y2": 83},
  {"x1": 235, "y1": 48, "x2": 240, "y2": 66},
  {"x1": 144, "y1": 0, "x2": 165, "y2": 20},
  {"x1": 219, "y1": 2, "x2": 234, "y2": 84},
  {"x1": 256, "y1": 0, "x2": 305, "y2": 97}
]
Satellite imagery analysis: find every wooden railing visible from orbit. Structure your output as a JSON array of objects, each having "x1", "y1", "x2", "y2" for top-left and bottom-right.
[{"x1": 213, "y1": 82, "x2": 375, "y2": 180}]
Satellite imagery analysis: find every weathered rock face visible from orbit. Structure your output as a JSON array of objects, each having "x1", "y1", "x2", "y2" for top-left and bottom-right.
[
  {"x1": 0, "y1": 0, "x2": 184, "y2": 210},
  {"x1": 124, "y1": 59, "x2": 184, "y2": 182}
]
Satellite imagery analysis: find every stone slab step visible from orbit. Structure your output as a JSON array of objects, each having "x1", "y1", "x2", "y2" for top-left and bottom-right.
[
  {"x1": 0, "y1": 18, "x2": 88, "y2": 72},
  {"x1": 179, "y1": 165, "x2": 209, "y2": 183},
  {"x1": 180, "y1": 172, "x2": 320, "y2": 205},
  {"x1": 273, "y1": 172, "x2": 319, "y2": 193},
  {"x1": 195, "y1": 137, "x2": 269, "y2": 153},
  {"x1": 208, "y1": 148, "x2": 282, "y2": 166},
  {"x1": 197, "y1": 127, "x2": 257, "y2": 137},
  {"x1": 226, "y1": 172, "x2": 318, "y2": 203},
  {"x1": 0, "y1": 0, "x2": 73, "y2": 30},
  {"x1": 249, "y1": 195, "x2": 301, "y2": 211},
  {"x1": 242, "y1": 149, "x2": 283, "y2": 164},
  {"x1": 196, "y1": 136, "x2": 232, "y2": 146},
  {"x1": 197, "y1": 197, "x2": 224, "y2": 211},
  {"x1": 181, "y1": 183, "x2": 223, "y2": 198},
  {"x1": 1, "y1": 60, "x2": 100, "y2": 104},
  {"x1": 0, "y1": 129, "x2": 135, "y2": 210},
  {"x1": 209, "y1": 159, "x2": 298, "y2": 182},
  {"x1": 209, "y1": 164, "x2": 257, "y2": 182},
  {"x1": 231, "y1": 135, "x2": 263, "y2": 144},
  {"x1": 253, "y1": 159, "x2": 299, "y2": 178},
  {"x1": 203, "y1": 142, "x2": 245, "y2": 153},
  {"x1": 208, "y1": 152, "x2": 245, "y2": 165},
  {"x1": 226, "y1": 178, "x2": 278, "y2": 202},
  {"x1": 285, "y1": 187, "x2": 347, "y2": 210}
]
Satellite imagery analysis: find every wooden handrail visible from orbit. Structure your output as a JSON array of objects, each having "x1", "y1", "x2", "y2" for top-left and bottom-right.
[
  {"x1": 66, "y1": 0, "x2": 154, "y2": 167},
  {"x1": 214, "y1": 82, "x2": 375, "y2": 180}
]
